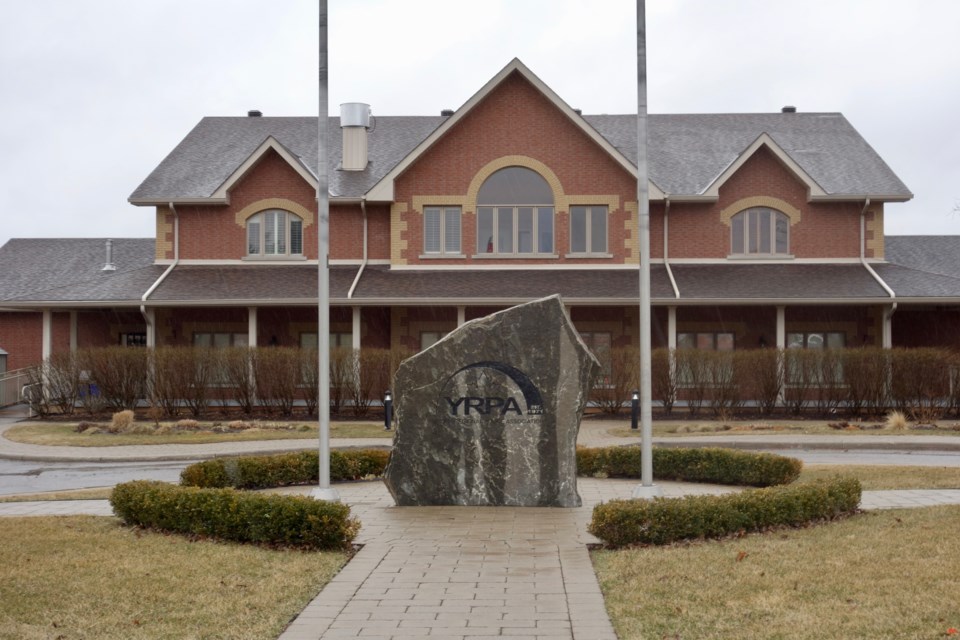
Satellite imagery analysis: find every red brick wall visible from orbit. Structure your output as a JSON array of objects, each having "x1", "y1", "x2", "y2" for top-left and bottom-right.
[
  {"x1": 892, "y1": 307, "x2": 960, "y2": 348},
  {"x1": 0, "y1": 312, "x2": 42, "y2": 370}
]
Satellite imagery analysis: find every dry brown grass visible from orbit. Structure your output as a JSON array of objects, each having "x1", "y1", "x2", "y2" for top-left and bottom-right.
[
  {"x1": 593, "y1": 506, "x2": 960, "y2": 640},
  {"x1": 607, "y1": 418, "x2": 960, "y2": 438},
  {"x1": 0, "y1": 487, "x2": 113, "y2": 502},
  {"x1": 5, "y1": 421, "x2": 391, "y2": 446},
  {"x1": 799, "y1": 464, "x2": 960, "y2": 490},
  {"x1": 0, "y1": 516, "x2": 346, "y2": 639}
]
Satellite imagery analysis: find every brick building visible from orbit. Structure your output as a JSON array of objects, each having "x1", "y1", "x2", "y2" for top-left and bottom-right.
[{"x1": 1, "y1": 59, "x2": 956, "y2": 389}]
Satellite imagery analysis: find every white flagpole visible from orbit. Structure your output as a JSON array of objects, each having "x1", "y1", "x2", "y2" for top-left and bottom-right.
[
  {"x1": 633, "y1": 0, "x2": 662, "y2": 499},
  {"x1": 312, "y1": 0, "x2": 339, "y2": 502}
]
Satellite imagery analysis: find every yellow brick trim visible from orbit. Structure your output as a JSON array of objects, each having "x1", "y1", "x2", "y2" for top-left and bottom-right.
[
  {"x1": 719, "y1": 197, "x2": 801, "y2": 226},
  {"x1": 623, "y1": 201, "x2": 639, "y2": 264},
  {"x1": 411, "y1": 196, "x2": 470, "y2": 212},
  {"x1": 234, "y1": 198, "x2": 315, "y2": 228},
  {"x1": 155, "y1": 206, "x2": 173, "y2": 260},
  {"x1": 465, "y1": 155, "x2": 566, "y2": 205},
  {"x1": 865, "y1": 205, "x2": 884, "y2": 259},
  {"x1": 390, "y1": 202, "x2": 409, "y2": 265}
]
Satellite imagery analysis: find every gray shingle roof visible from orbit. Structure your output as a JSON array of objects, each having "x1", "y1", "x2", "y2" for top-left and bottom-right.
[
  {"x1": 0, "y1": 238, "x2": 161, "y2": 304},
  {"x1": 130, "y1": 112, "x2": 911, "y2": 203},
  {"x1": 875, "y1": 236, "x2": 960, "y2": 298},
  {"x1": 129, "y1": 116, "x2": 446, "y2": 202},
  {"x1": 669, "y1": 264, "x2": 890, "y2": 300},
  {"x1": 146, "y1": 265, "x2": 357, "y2": 303}
]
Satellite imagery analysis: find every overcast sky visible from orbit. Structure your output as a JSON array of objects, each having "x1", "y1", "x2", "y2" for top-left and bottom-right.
[{"x1": 1, "y1": 0, "x2": 958, "y2": 249}]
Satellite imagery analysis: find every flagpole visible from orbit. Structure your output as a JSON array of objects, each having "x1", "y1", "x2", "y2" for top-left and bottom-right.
[
  {"x1": 633, "y1": 0, "x2": 662, "y2": 499},
  {"x1": 312, "y1": 0, "x2": 339, "y2": 502}
]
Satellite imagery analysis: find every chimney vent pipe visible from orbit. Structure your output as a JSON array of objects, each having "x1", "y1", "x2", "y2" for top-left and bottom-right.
[{"x1": 102, "y1": 239, "x2": 116, "y2": 272}]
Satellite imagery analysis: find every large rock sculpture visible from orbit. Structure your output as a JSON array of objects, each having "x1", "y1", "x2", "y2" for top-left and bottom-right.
[{"x1": 383, "y1": 295, "x2": 600, "y2": 507}]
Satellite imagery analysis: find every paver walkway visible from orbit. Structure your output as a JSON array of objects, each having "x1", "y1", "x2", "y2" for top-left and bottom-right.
[{"x1": 5, "y1": 481, "x2": 960, "y2": 639}]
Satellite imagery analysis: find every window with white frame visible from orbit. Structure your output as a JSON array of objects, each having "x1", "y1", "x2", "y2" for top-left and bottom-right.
[
  {"x1": 299, "y1": 332, "x2": 352, "y2": 349},
  {"x1": 569, "y1": 206, "x2": 608, "y2": 254},
  {"x1": 424, "y1": 206, "x2": 461, "y2": 255},
  {"x1": 420, "y1": 331, "x2": 448, "y2": 351},
  {"x1": 730, "y1": 207, "x2": 789, "y2": 256},
  {"x1": 193, "y1": 332, "x2": 248, "y2": 348},
  {"x1": 476, "y1": 167, "x2": 554, "y2": 255},
  {"x1": 247, "y1": 209, "x2": 304, "y2": 257},
  {"x1": 786, "y1": 331, "x2": 846, "y2": 384}
]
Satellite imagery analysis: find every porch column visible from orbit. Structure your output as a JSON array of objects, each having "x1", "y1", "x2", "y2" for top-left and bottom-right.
[
  {"x1": 882, "y1": 304, "x2": 894, "y2": 348},
  {"x1": 41, "y1": 309, "x2": 52, "y2": 362},
  {"x1": 247, "y1": 306, "x2": 258, "y2": 347},
  {"x1": 69, "y1": 311, "x2": 78, "y2": 352},
  {"x1": 667, "y1": 306, "x2": 677, "y2": 350},
  {"x1": 776, "y1": 306, "x2": 786, "y2": 349},
  {"x1": 352, "y1": 306, "x2": 361, "y2": 350},
  {"x1": 457, "y1": 306, "x2": 466, "y2": 328},
  {"x1": 145, "y1": 309, "x2": 156, "y2": 348}
]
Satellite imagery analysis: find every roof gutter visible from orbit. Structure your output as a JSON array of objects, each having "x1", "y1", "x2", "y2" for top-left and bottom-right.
[
  {"x1": 347, "y1": 197, "x2": 368, "y2": 299},
  {"x1": 662, "y1": 196, "x2": 680, "y2": 299},
  {"x1": 141, "y1": 203, "x2": 181, "y2": 333}
]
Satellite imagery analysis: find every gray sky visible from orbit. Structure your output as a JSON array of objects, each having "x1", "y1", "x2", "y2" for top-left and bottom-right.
[{"x1": 1, "y1": 0, "x2": 958, "y2": 249}]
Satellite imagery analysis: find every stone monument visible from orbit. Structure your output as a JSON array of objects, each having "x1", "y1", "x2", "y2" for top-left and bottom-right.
[{"x1": 383, "y1": 295, "x2": 600, "y2": 507}]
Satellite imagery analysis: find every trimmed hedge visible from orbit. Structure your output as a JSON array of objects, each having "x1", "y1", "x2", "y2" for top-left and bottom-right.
[
  {"x1": 180, "y1": 446, "x2": 797, "y2": 490},
  {"x1": 180, "y1": 449, "x2": 390, "y2": 489},
  {"x1": 589, "y1": 476, "x2": 861, "y2": 547},
  {"x1": 577, "y1": 446, "x2": 802, "y2": 487},
  {"x1": 110, "y1": 480, "x2": 359, "y2": 549}
]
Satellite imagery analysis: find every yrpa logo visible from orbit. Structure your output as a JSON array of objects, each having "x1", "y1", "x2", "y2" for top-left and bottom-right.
[{"x1": 440, "y1": 361, "x2": 544, "y2": 418}]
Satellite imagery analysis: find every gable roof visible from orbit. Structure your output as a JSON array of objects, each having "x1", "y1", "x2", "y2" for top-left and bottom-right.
[{"x1": 130, "y1": 62, "x2": 912, "y2": 205}]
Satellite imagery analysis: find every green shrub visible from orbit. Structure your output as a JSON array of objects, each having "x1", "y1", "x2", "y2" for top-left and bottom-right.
[
  {"x1": 180, "y1": 449, "x2": 390, "y2": 489},
  {"x1": 576, "y1": 446, "x2": 802, "y2": 487},
  {"x1": 588, "y1": 476, "x2": 861, "y2": 547},
  {"x1": 110, "y1": 480, "x2": 359, "y2": 550}
]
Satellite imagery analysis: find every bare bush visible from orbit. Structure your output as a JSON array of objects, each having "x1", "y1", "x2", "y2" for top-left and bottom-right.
[
  {"x1": 841, "y1": 348, "x2": 889, "y2": 417},
  {"x1": 299, "y1": 347, "x2": 320, "y2": 416},
  {"x1": 78, "y1": 347, "x2": 148, "y2": 411},
  {"x1": 890, "y1": 348, "x2": 951, "y2": 422},
  {"x1": 253, "y1": 347, "x2": 300, "y2": 416},
  {"x1": 736, "y1": 349, "x2": 781, "y2": 416},
  {"x1": 705, "y1": 351, "x2": 740, "y2": 418},
  {"x1": 675, "y1": 349, "x2": 710, "y2": 415},
  {"x1": 110, "y1": 410, "x2": 135, "y2": 433},
  {"x1": 651, "y1": 348, "x2": 676, "y2": 414},
  {"x1": 783, "y1": 349, "x2": 818, "y2": 415},
  {"x1": 45, "y1": 352, "x2": 82, "y2": 415},
  {"x1": 594, "y1": 346, "x2": 640, "y2": 415},
  {"x1": 328, "y1": 347, "x2": 353, "y2": 416},
  {"x1": 218, "y1": 347, "x2": 255, "y2": 415}
]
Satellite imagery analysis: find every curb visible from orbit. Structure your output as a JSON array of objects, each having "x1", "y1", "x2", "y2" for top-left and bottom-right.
[
  {"x1": 650, "y1": 438, "x2": 960, "y2": 453},
  {"x1": 0, "y1": 442, "x2": 393, "y2": 463}
]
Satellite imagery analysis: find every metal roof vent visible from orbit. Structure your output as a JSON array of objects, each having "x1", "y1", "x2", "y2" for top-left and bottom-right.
[
  {"x1": 782, "y1": 105, "x2": 797, "y2": 113},
  {"x1": 248, "y1": 110, "x2": 262, "y2": 117},
  {"x1": 574, "y1": 108, "x2": 582, "y2": 115},
  {"x1": 340, "y1": 103, "x2": 371, "y2": 171},
  {"x1": 101, "y1": 239, "x2": 116, "y2": 272},
  {"x1": 440, "y1": 109, "x2": 454, "y2": 117}
]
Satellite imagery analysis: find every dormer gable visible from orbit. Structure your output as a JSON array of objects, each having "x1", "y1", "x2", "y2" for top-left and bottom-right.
[
  {"x1": 212, "y1": 136, "x2": 318, "y2": 203},
  {"x1": 366, "y1": 58, "x2": 665, "y2": 202}
]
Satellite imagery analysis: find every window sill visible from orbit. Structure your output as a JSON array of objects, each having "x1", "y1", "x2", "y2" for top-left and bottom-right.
[
  {"x1": 564, "y1": 252, "x2": 613, "y2": 259},
  {"x1": 242, "y1": 255, "x2": 307, "y2": 262},
  {"x1": 726, "y1": 254, "x2": 795, "y2": 260},
  {"x1": 472, "y1": 253, "x2": 559, "y2": 259},
  {"x1": 419, "y1": 254, "x2": 467, "y2": 260}
]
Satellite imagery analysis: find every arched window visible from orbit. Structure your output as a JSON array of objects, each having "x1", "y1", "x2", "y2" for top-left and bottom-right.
[
  {"x1": 730, "y1": 207, "x2": 789, "y2": 256},
  {"x1": 247, "y1": 210, "x2": 303, "y2": 257},
  {"x1": 476, "y1": 167, "x2": 554, "y2": 255}
]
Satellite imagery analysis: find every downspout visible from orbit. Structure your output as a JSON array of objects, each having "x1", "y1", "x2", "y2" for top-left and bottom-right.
[
  {"x1": 858, "y1": 198, "x2": 897, "y2": 344},
  {"x1": 347, "y1": 197, "x2": 368, "y2": 299},
  {"x1": 662, "y1": 196, "x2": 680, "y2": 299},
  {"x1": 141, "y1": 203, "x2": 180, "y2": 333}
]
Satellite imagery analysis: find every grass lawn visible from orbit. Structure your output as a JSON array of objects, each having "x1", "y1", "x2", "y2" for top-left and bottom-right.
[
  {"x1": 4, "y1": 421, "x2": 391, "y2": 446},
  {"x1": 798, "y1": 464, "x2": 960, "y2": 490},
  {"x1": 0, "y1": 516, "x2": 346, "y2": 640},
  {"x1": 605, "y1": 418, "x2": 960, "y2": 438},
  {"x1": 593, "y1": 506, "x2": 960, "y2": 640}
]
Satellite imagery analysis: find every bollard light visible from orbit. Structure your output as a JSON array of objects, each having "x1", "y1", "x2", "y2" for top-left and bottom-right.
[
  {"x1": 384, "y1": 389, "x2": 393, "y2": 431},
  {"x1": 630, "y1": 389, "x2": 640, "y2": 430}
]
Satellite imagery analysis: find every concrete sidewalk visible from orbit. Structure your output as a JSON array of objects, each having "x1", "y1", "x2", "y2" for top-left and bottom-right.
[
  {"x1": 3, "y1": 480, "x2": 960, "y2": 640},
  {"x1": 4, "y1": 404, "x2": 960, "y2": 463}
]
